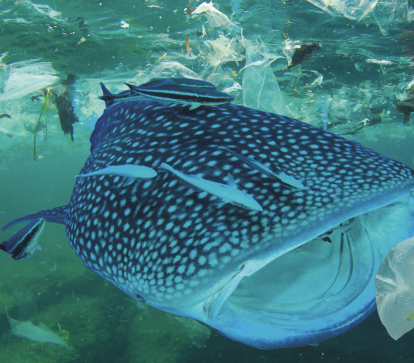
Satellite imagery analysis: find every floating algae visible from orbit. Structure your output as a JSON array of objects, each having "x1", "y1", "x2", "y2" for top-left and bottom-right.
[{"x1": 5, "y1": 307, "x2": 71, "y2": 349}]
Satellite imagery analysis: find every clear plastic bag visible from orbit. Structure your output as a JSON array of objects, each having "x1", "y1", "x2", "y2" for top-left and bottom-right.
[
  {"x1": 375, "y1": 237, "x2": 414, "y2": 340},
  {"x1": 0, "y1": 60, "x2": 58, "y2": 101},
  {"x1": 241, "y1": 39, "x2": 291, "y2": 116}
]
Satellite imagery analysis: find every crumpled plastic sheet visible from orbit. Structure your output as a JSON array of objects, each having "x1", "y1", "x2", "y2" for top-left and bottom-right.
[
  {"x1": 241, "y1": 39, "x2": 291, "y2": 116},
  {"x1": 0, "y1": 60, "x2": 59, "y2": 101},
  {"x1": 306, "y1": 0, "x2": 409, "y2": 35},
  {"x1": 204, "y1": 35, "x2": 245, "y2": 67},
  {"x1": 375, "y1": 237, "x2": 414, "y2": 340},
  {"x1": 191, "y1": 2, "x2": 232, "y2": 28}
]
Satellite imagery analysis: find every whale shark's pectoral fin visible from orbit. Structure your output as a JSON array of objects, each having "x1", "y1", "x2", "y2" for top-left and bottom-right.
[{"x1": 1, "y1": 205, "x2": 68, "y2": 230}]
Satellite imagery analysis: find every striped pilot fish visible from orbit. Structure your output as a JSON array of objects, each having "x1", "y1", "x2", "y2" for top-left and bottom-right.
[{"x1": 2, "y1": 79, "x2": 414, "y2": 349}]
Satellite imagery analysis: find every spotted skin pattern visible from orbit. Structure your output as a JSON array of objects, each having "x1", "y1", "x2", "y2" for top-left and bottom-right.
[{"x1": 62, "y1": 100, "x2": 414, "y2": 307}]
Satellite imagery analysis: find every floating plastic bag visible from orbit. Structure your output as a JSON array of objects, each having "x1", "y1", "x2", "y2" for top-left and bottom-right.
[
  {"x1": 306, "y1": 0, "x2": 408, "y2": 35},
  {"x1": 0, "y1": 60, "x2": 59, "y2": 101},
  {"x1": 306, "y1": 0, "x2": 377, "y2": 21},
  {"x1": 192, "y1": 2, "x2": 232, "y2": 28},
  {"x1": 241, "y1": 39, "x2": 290, "y2": 116},
  {"x1": 375, "y1": 237, "x2": 414, "y2": 340}
]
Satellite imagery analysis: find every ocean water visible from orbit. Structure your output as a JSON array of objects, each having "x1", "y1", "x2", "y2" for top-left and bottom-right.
[{"x1": 1, "y1": 0, "x2": 414, "y2": 362}]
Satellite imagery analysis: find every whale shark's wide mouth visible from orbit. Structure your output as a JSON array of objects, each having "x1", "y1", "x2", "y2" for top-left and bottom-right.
[
  {"x1": 203, "y1": 194, "x2": 414, "y2": 349},
  {"x1": 234, "y1": 217, "x2": 363, "y2": 314}
]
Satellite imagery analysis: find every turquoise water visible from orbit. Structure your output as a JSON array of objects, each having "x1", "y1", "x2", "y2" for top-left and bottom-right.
[{"x1": 1, "y1": 0, "x2": 414, "y2": 361}]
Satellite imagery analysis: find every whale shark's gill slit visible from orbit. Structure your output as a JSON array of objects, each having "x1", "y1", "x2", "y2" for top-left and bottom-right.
[{"x1": 321, "y1": 232, "x2": 353, "y2": 301}]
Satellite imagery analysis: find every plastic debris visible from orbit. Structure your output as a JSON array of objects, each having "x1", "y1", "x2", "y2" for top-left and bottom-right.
[
  {"x1": 306, "y1": 0, "x2": 375, "y2": 21},
  {"x1": 5, "y1": 307, "x2": 71, "y2": 349},
  {"x1": 375, "y1": 237, "x2": 414, "y2": 340},
  {"x1": 191, "y1": 2, "x2": 232, "y2": 28},
  {"x1": 242, "y1": 39, "x2": 290, "y2": 116},
  {"x1": 0, "y1": 60, "x2": 58, "y2": 101},
  {"x1": 223, "y1": 82, "x2": 242, "y2": 93},
  {"x1": 305, "y1": 0, "x2": 409, "y2": 35},
  {"x1": 310, "y1": 70, "x2": 323, "y2": 87},
  {"x1": 205, "y1": 35, "x2": 245, "y2": 67}
]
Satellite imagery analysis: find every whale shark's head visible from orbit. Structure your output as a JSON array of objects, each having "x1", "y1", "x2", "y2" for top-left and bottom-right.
[{"x1": 35, "y1": 95, "x2": 414, "y2": 348}]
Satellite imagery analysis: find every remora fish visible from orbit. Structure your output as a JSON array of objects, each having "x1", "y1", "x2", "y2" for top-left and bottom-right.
[
  {"x1": 126, "y1": 78, "x2": 233, "y2": 110},
  {"x1": 139, "y1": 77, "x2": 216, "y2": 89},
  {"x1": 217, "y1": 145, "x2": 305, "y2": 189},
  {"x1": 158, "y1": 162, "x2": 263, "y2": 211},
  {"x1": 99, "y1": 78, "x2": 230, "y2": 110},
  {"x1": 75, "y1": 164, "x2": 157, "y2": 186},
  {"x1": 0, "y1": 218, "x2": 45, "y2": 260},
  {"x1": 2, "y1": 80, "x2": 414, "y2": 349}
]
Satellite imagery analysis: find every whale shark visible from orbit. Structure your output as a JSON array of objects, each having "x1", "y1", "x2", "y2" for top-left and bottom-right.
[{"x1": 2, "y1": 79, "x2": 414, "y2": 349}]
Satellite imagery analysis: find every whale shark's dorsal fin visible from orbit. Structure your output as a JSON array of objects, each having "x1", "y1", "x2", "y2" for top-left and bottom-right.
[{"x1": 100, "y1": 82, "x2": 113, "y2": 108}]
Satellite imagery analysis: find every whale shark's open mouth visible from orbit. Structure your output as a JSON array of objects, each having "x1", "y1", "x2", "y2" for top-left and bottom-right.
[{"x1": 198, "y1": 193, "x2": 414, "y2": 349}]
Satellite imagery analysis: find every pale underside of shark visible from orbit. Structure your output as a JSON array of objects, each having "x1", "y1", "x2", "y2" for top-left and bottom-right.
[{"x1": 2, "y1": 88, "x2": 414, "y2": 349}]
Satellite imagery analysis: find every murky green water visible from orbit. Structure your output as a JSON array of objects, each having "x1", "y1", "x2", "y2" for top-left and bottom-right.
[{"x1": 1, "y1": 0, "x2": 414, "y2": 362}]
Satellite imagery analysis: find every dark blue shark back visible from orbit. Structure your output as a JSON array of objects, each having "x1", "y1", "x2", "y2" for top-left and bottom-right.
[{"x1": 66, "y1": 100, "x2": 414, "y2": 305}]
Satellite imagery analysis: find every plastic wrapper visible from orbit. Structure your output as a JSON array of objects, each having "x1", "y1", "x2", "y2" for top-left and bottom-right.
[
  {"x1": 0, "y1": 60, "x2": 59, "y2": 101},
  {"x1": 375, "y1": 237, "x2": 414, "y2": 340}
]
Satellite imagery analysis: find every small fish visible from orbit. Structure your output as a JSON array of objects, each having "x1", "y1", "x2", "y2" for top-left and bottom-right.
[
  {"x1": 217, "y1": 146, "x2": 305, "y2": 189},
  {"x1": 0, "y1": 218, "x2": 45, "y2": 260},
  {"x1": 0, "y1": 113, "x2": 11, "y2": 119},
  {"x1": 99, "y1": 79, "x2": 220, "y2": 109},
  {"x1": 158, "y1": 162, "x2": 263, "y2": 211},
  {"x1": 139, "y1": 77, "x2": 216, "y2": 90},
  {"x1": 75, "y1": 164, "x2": 157, "y2": 186},
  {"x1": 126, "y1": 79, "x2": 233, "y2": 110}
]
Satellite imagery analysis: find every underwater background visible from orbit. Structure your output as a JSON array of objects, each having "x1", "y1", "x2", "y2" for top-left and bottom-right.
[{"x1": 1, "y1": 0, "x2": 414, "y2": 362}]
